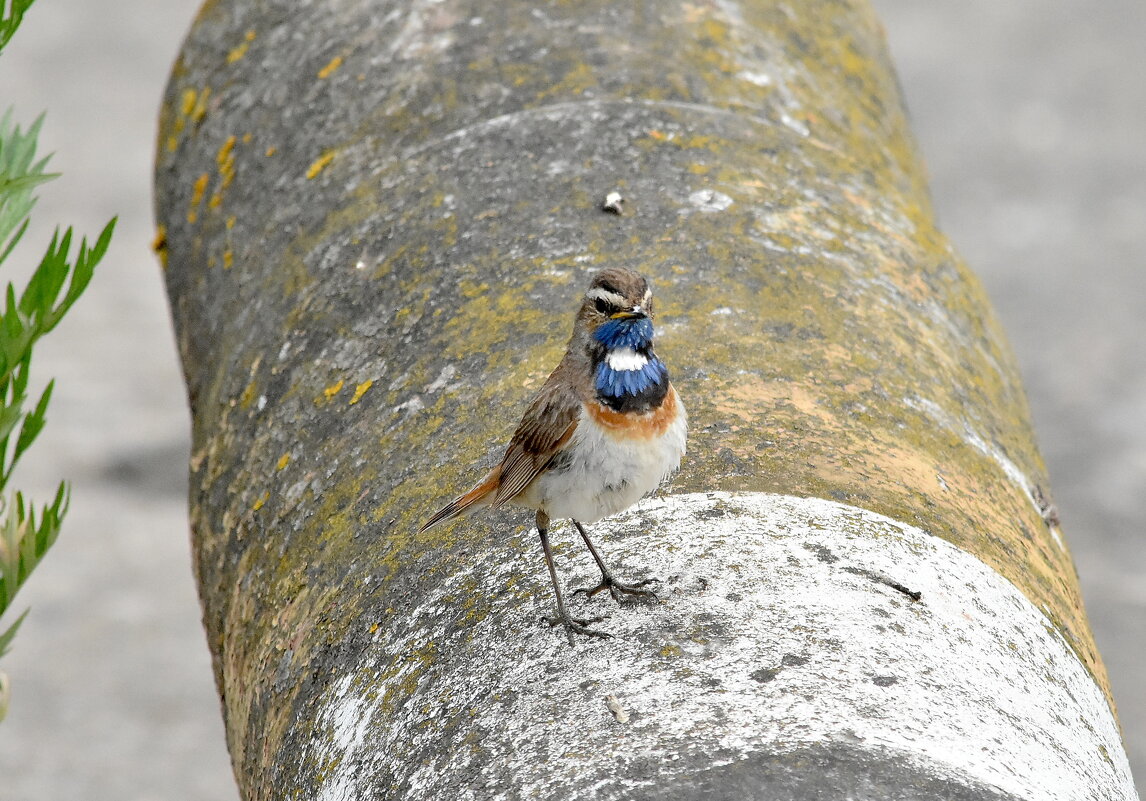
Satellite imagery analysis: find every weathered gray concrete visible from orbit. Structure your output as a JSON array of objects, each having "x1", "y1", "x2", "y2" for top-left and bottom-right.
[
  {"x1": 0, "y1": 1, "x2": 1141, "y2": 798},
  {"x1": 872, "y1": 2, "x2": 1146, "y2": 783}
]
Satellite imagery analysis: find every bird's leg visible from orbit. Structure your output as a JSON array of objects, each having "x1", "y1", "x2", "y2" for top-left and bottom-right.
[
  {"x1": 536, "y1": 511, "x2": 609, "y2": 645},
  {"x1": 571, "y1": 520, "x2": 658, "y2": 603}
]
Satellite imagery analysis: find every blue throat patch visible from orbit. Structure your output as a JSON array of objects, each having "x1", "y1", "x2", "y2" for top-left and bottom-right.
[
  {"x1": 593, "y1": 317, "x2": 654, "y2": 350},
  {"x1": 595, "y1": 358, "x2": 667, "y2": 399},
  {"x1": 592, "y1": 316, "x2": 666, "y2": 400}
]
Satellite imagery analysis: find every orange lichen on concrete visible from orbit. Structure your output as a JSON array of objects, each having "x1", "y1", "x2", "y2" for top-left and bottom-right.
[
  {"x1": 717, "y1": 376, "x2": 822, "y2": 423},
  {"x1": 318, "y1": 55, "x2": 344, "y2": 79},
  {"x1": 306, "y1": 150, "x2": 336, "y2": 179}
]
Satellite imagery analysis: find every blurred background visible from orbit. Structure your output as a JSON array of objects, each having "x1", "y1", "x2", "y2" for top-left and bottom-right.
[{"x1": 0, "y1": 1, "x2": 1141, "y2": 797}]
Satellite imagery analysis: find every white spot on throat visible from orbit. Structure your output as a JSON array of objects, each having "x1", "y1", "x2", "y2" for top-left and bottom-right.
[{"x1": 606, "y1": 347, "x2": 647, "y2": 372}]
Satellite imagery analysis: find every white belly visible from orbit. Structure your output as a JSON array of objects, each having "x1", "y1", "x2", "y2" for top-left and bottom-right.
[{"x1": 521, "y1": 402, "x2": 688, "y2": 523}]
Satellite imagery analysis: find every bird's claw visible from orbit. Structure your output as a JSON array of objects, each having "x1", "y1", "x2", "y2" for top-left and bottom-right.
[
  {"x1": 544, "y1": 614, "x2": 611, "y2": 645},
  {"x1": 573, "y1": 574, "x2": 659, "y2": 604}
]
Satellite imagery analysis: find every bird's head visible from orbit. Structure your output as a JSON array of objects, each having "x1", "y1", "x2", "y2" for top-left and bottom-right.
[
  {"x1": 573, "y1": 268, "x2": 669, "y2": 408},
  {"x1": 576, "y1": 267, "x2": 655, "y2": 351}
]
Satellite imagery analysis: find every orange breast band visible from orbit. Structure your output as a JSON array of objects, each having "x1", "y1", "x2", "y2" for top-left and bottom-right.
[{"x1": 585, "y1": 386, "x2": 679, "y2": 440}]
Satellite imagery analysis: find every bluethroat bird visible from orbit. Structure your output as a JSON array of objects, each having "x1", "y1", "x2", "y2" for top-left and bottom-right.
[{"x1": 420, "y1": 268, "x2": 687, "y2": 644}]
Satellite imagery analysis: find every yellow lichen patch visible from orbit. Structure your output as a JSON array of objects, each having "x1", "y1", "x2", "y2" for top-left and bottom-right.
[
  {"x1": 191, "y1": 86, "x2": 211, "y2": 124},
  {"x1": 456, "y1": 280, "x2": 489, "y2": 299},
  {"x1": 320, "y1": 379, "x2": 345, "y2": 403},
  {"x1": 238, "y1": 378, "x2": 259, "y2": 410},
  {"x1": 318, "y1": 55, "x2": 344, "y2": 79},
  {"x1": 306, "y1": 149, "x2": 336, "y2": 179},
  {"x1": 223, "y1": 249, "x2": 234, "y2": 269},
  {"x1": 265, "y1": 145, "x2": 277, "y2": 157},
  {"x1": 680, "y1": 133, "x2": 717, "y2": 150},
  {"x1": 539, "y1": 60, "x2": 597, "y2": 100},
  {"x1": 350, "y1": 380, "x2": 374, "y2": 405},
  {"x1": 276, "y1": 453, "x2": 291, "y2": 470},
  {"x1": 180, "y1": 87, "x2": 198, "y2": 116},
  {"x1": 226, "y1": 215, "x2": 237, "y2": 230},
  {"x1": 217, "y1": 135, "x2": 237, "y2": 188},
  {"x1": 187, "y1": 172, "x2": 210, "y2": 224},
  {"x1": 190, "y1": 173, "x2": 209, "y2": 203},
  {"x1": 227, "y1": 39, "x2": 251, "y2": 64},
  {"x1": 252, "y1": 491, "x2": 269, "y2": 511},
  {"x1": 151, "y1": 225, "x2": 168, "y2": 269}
]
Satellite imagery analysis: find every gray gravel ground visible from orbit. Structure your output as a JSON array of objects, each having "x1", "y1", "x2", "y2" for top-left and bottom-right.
[{"x1": 0, "y1": 1, "x2": 1141, "y2": 798}]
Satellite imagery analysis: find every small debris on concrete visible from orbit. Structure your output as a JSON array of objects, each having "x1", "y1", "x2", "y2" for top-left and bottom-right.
[
  {"x1": 602, "y1": 191, "x2": 625, "y2": 215},
  {"x1": 604, "y1": 693, "x2": 630, "y2": 723}
]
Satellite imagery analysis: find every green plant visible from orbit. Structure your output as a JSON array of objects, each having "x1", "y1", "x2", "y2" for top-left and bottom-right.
[
  {"x1": 0, "y1": 0, "x2": 36, "y2": 52},
  {"x1": 0, "y1": 1, "x2": 115, "y2": 720}
]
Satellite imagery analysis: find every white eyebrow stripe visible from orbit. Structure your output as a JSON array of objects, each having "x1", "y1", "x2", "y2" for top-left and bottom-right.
[
  {"x1": 642, "y1": 288, "x2": 652, "y2": 305},
  {"x1": 586, "y1": 287, "x2": 626, "y2": 306},
  {"x1": 606, "y1": 347, "x2": 648, "y2": 371}
]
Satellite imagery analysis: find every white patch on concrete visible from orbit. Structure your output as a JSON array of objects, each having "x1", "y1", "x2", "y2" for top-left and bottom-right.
[
  {"x1": 393, "y1": 396, "x2": 424, "y2": 414},
  {"x1": 687, "y1": 188, "x2": 733, "y2": 212},
  {"x1": 737, "y1": 70, "x2": 773, "y2": 87},
  {"x1": 778, "y1": 111, "x2": 810, "y2": 137},
  {"x1": 400, "y1": 98, "x2": 826, "y2": 169},
  {"x1": 382, "y1": 0, "x2": 455, "y2": 62},
  {"x1": 313, "y1": 675, "x2": 376, "y2": 801},
  {"x1": 605, "y1": 347, "x2": 648, "y2": 372},
  {"x1": 425, "y1": 364, "x2": 456, "y2": 393},
  {"x1": 303, "y1": 493, "x2": 1135, "y2": 800}
]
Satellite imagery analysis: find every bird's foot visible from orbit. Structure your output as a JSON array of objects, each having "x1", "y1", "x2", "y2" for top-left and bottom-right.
[
  {"x1": 573, "y1": 573, "x2": 659, "y2": 604},
  {"x1": 544, "y1": 613, "x2": 611, "y2": 646}
]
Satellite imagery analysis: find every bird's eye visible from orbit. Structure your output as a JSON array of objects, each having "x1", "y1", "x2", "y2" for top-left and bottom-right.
[{"x1": 594, "y1": 297, "x2": 614, "y2": 315}]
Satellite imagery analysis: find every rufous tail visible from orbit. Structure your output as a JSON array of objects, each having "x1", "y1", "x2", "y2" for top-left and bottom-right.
[{"x1": 418, "y1": 466, "x2": 501, "y2": 532}]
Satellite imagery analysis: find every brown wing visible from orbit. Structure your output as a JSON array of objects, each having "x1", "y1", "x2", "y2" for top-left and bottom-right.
[{"x1": 492, "y1": 367, "x2": 581, "y2": 506}]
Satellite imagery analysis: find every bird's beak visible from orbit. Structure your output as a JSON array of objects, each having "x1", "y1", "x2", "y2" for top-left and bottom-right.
[{"x1": 611, "y1": 306, "x2": 646, "y2": 320}]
